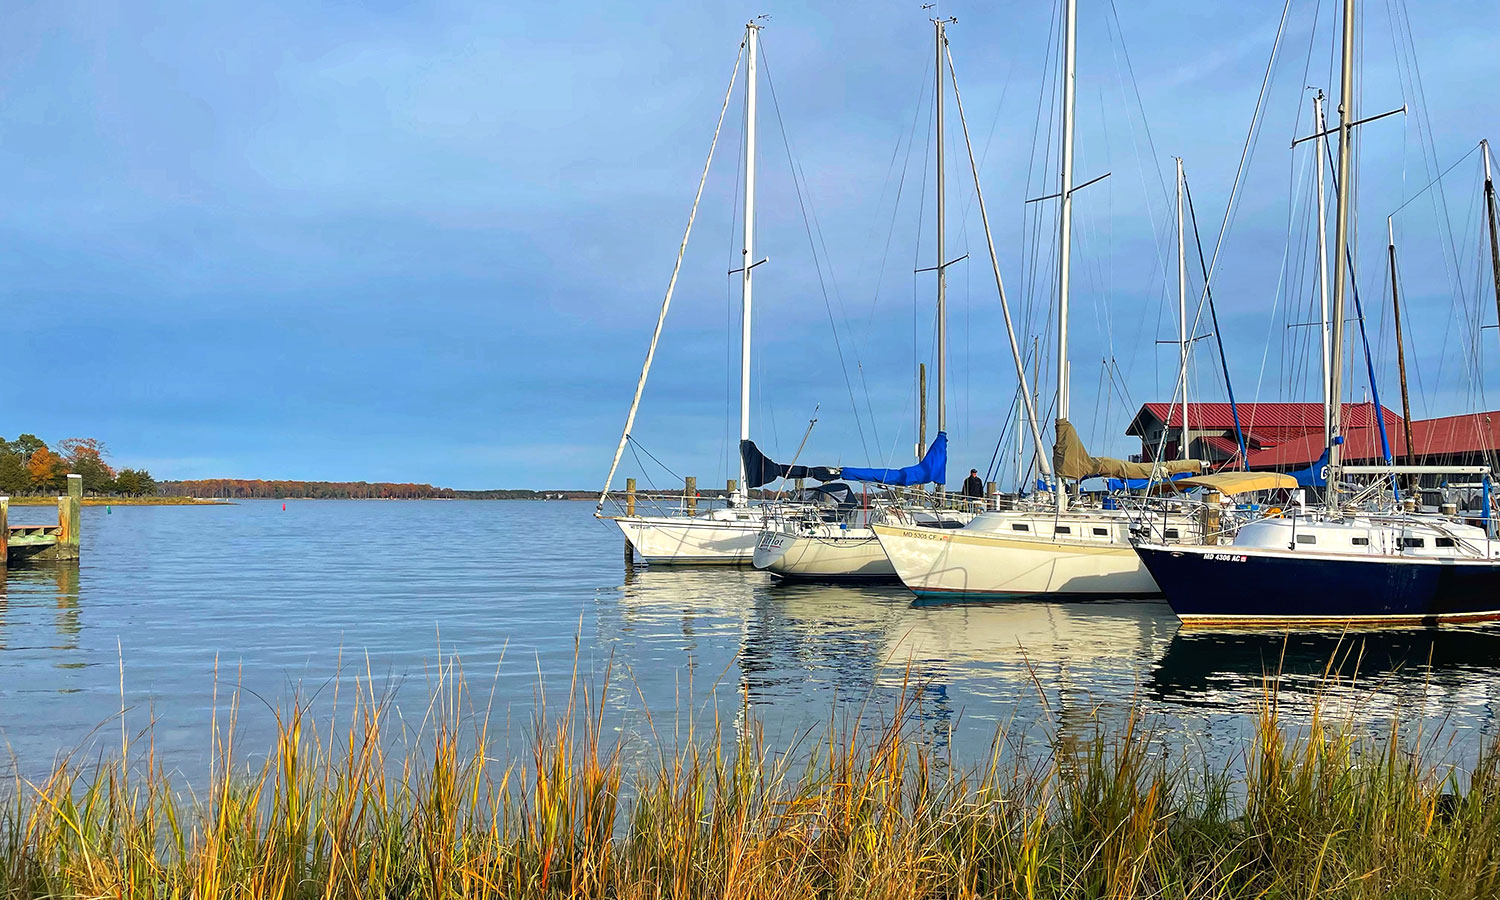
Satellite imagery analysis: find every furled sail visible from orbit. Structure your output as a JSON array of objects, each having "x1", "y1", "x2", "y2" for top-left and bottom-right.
[
  {"x1": 1053, "y1": 419, "x2": 1201, "y2": 481},
  {"x1": 739, "y1": 432, "x2": 947, "y2": 489}
]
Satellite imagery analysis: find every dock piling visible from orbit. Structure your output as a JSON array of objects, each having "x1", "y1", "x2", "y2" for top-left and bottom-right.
[
  {"x1": 684, "y1": 476, "x2": 697, "y2": 515},
  {"x1": 0, "y1": 496, "x2": 8, "y2": 568},
  {"x1": 56, "y1": 474, "x2": 82, "y2": 560},
  {"x1": 625, "y1": 478, "x2": 637, "y2": 517}
]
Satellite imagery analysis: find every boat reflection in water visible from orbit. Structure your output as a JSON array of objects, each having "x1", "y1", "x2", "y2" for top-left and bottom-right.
[
  {"x1": 1148, "y1": 627, "x2": 1500, "y2": 724},
  {"x1": 608, "y1": 564, "x2": 1181, "y2": 759}
]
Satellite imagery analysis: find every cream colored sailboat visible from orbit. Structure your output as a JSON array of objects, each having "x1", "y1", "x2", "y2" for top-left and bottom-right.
[{"x1": 873, "y1": 0, "x2": 1200, "y2": 600}]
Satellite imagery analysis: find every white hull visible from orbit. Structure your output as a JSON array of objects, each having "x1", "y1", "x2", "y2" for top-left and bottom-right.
[
  {"x1": 871, "y1": 511, "x2": 1172, "y2": 600},
  {"x1": 611, "y1": 513, "x2": 763, "y2": 565},
  {"x1": 754, "y1": 527, "x2": 896, "y2": 580}
]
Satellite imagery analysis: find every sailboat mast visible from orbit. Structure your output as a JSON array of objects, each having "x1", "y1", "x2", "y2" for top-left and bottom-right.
[
  {"x1": 1313, "y1": 91, "x2": 1333, "y2": 448},
  {"x1": 1056, "y1": 0, "x2": 1077, "y2": 514},
  {"x1": 1176, "y1": 157, "x2": 1189, "y2": 460},
  {"x1": 934, "y1": 17, "x2": 948, "y2": 443},
  {"x1": 1483, "y1": 140, "x2": 1500, "y2": 362},
  {"x1": 738, "y1": 22, "x2": 759, "y2": 502},
  {"x1": 1326, "y1": 0, "x2": 1356, "y2": 512},
  {"x1": 1388, "y1": 217, "x2": 1415, "y2": 473}
]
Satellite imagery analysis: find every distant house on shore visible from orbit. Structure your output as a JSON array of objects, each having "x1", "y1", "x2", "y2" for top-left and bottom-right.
[{"x1": 1126, "y1": 402, "x2": 1500, "y2": 472}]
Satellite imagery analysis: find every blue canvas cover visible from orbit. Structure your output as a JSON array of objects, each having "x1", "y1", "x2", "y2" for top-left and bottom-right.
[
  {"x1": 1289, "y1": 449, "x2": 1329, "y2": 488},
  {"x1": 840, "y1": 432, "x2": 947, "y2": 487}
]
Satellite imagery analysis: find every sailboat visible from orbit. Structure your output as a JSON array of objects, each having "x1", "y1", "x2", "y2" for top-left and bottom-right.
[
  {"x1": 871, "y1": 0, "x2": 1202, "y2": 601},
  {"x1": 1133, "y1": 0, "x2": 1500, "y2": 626},
  {"x1": 596, "y1": 21, "x2": 770, "y2": 565},
  {"x1": 749, "y1": 17, "x2": 1052, "y2": 581}
]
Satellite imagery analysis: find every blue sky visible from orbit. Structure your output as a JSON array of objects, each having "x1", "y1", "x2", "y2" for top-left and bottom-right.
[{"x1": 2, "y1": 1, "x2": 1496, "y2": 489}]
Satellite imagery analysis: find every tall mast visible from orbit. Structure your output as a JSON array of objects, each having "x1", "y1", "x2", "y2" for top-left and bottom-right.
[
  {"x1": 1176, "y1": 157, "x2": 1189, "y2": 460},
  {"x1": 737, "y1": 21, "x2": 759, "y2": 502},
  {"x1": 934, "y1": 16, "x2": 949, "y2": 444},
  {"x1": 1326, "y1": 0, "x2": 1356, "y2": 513},
  {"x1": 1484, "y1": 140, "x2": 1500, "y2": 363},
  {"x1": 943, "y1": 34, "x2": 1052, "y2": 482},
  {"x1": 1388, "y1": 217, "x2": 1415, "y2": 474},
  {"x1": 1313, "y1": 91, "x2": 1333, "y2": 448},
  {"x1": 1055, "y1": 0, "x2": 1077, "y2": 514}
]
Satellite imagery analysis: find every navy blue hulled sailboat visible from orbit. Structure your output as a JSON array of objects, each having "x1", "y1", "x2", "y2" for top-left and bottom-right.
[{"x1": 1135, "y1": 0, "x2": 1500, "y2": 628}]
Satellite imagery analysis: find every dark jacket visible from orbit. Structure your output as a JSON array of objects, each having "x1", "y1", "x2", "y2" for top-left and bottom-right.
[{"x1": 961, "y1": 475, "x2": 984, "y2": 498}]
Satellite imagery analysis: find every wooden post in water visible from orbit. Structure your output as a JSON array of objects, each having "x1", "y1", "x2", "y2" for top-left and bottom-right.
[
  {"x1": 1203, "y1": 491, "x2": 1222, "y2": 544},
  {"x1": 0, "y1": 496, "x2": 8, "y2": 568},
  {"x1": 57, "y1": 474, "x2": 82, "y2": 560},
  {"x1": 684, "y1": 476, "x2": 697, "y2": 515},
  {"x1": 986, "y1": 481, "x2": 997, "y2": 511},
  {"x1": 726, "y1": 478, "x2": 737, "y2": 506},
  {"x1": 622, "y1": 478, "x2": 636, "y2": 566}
]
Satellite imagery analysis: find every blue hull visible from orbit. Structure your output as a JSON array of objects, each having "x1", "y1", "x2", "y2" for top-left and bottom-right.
[{"x1": 1135, "y1": 545, "x2": 1500, "y2": 626}]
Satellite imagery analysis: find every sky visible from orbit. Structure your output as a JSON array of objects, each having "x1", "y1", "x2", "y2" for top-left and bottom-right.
[{"x1": 2, "y1": 0, "x2": 1498, "y2": 490}]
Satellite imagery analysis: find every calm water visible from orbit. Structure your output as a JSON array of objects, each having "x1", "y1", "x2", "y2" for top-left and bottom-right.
[{"x1": 5, "y1": 499, "x2": 1500, "y2": 778}]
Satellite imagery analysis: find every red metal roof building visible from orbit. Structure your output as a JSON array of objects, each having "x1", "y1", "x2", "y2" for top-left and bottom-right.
[{"x1": 1127, "y1": 402, "x2": 1500, "y2": 471}]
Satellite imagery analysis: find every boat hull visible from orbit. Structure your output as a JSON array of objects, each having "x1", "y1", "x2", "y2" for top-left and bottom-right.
[
  {"x1": 870, "y1": 523, "x2": 1160, "y2": 601},
  {"x1": 1135, "y1": 543, "x2": 1500, "y2": 626},
  {"x1": 611, "y1": 515, "x2": 760, "y2": 565},
  {"x1": 754, "y1": 528, "x2": 898, "y2": 581}
]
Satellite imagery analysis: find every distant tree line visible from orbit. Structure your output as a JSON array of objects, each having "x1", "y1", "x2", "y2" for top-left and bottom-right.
[
  {"x1": 159, "y1": 479, "x2": 464, "y2": 499},
  {"x1": 159, "y1": 482, "x2": 596, "y2": 500},
  {"x1": 0, "y1": 435, "x2": 157, "y2": 496}
]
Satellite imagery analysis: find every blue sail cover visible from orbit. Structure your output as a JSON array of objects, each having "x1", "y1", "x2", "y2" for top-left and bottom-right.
[
  {"x1": 1289, "y1": 449, "x2": 1329, "y2": 488},
  {"x1": 841, "y1": 432, "x2": 947, "y2": 487}
]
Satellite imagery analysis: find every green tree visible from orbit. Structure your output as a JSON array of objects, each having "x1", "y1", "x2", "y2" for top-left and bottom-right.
[
  {"x1": 71, "y1": 455, "x2": 114, "y2": 493},
  {"x1": 135, "y1": 470, "x2": 157, "y2": 495},
  {"x1": 0, "y1": 451, "x2": 26, "y2": 494},
  {"x1": 12, "y1": 434, "x2": 46, "y2": 460}
]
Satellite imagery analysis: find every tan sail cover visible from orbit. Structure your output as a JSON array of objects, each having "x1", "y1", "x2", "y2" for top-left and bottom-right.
[
  {"x1": 1159, "y1": 471, "x2": 1298, "y2": 495},
  {"x1": 1053, "y1": 419, "x2": 1202, "y2": 481}
]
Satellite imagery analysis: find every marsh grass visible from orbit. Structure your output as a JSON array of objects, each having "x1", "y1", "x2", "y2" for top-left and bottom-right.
[{"x1": 3, "y1": 651, "x2": 1499, "y2": 899}]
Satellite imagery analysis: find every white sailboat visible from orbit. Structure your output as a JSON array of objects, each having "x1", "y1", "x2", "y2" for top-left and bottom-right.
[
  {"x1": 872, "y1": 0, "x2": 1201, "y2": 601},
  {"x1": 596, "y1": 22, "x2": 768, "y2": 565}
]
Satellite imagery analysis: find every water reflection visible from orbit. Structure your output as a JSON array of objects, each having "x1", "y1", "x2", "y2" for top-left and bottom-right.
[
  {"x1": 0, "y1": 562, "x2": 82, "y2": 654},
  {"x1": 1150, "y1": 627, "x2": 1500, "y2": 715}
]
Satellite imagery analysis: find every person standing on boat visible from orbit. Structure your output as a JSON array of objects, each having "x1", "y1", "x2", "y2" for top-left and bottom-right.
[{"x1": 962, "y1": 469, "x2": 984, "y2": 499}]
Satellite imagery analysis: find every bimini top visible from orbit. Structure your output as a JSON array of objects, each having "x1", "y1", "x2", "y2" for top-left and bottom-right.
[{"x1": 1161, "y1": 471, "x2": 1299, "y2": 495}]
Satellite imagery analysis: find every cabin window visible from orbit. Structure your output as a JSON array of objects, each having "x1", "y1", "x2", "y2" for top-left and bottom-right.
[
  {"x1": 1055, "y1": 526, "x2": 1071, "y2": 534},
  {"x1": 1402, "y1": 537, "x2": 1425, "y2": 548},
  {"x1": 1093, "y1": 527, "x2": 1109, "y2": 536},
  {"x1": 1163, "y1": 528, "x2": 1180, "y2": 539},
  {"x1": 1436, "y1": 537, "x2": 1457, "y2": 548},
  {"x1": 1296, "y1": 534, "x2": 1316, "y2": 544},
  {"x1": 1351, "y1": 537, "x2": 1370, "y2": 546},
  {"x1": 1012, "y1": 523, "x2": 1029, "y2": 532}
]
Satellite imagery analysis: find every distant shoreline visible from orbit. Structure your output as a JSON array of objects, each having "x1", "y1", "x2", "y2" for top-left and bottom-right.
[{"x1": 5, "y1": 496, "x2": 231, "y2": 507}]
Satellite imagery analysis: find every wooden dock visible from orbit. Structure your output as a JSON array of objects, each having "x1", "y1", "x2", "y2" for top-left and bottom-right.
[{"x1": 1, "y1": 474, "x2": 82, "y2": 567}]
